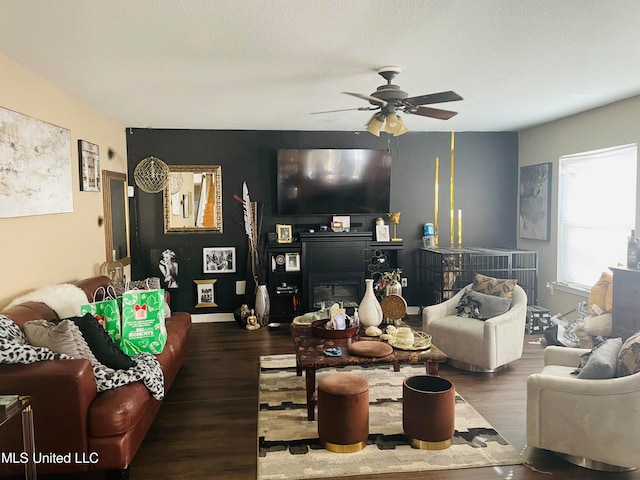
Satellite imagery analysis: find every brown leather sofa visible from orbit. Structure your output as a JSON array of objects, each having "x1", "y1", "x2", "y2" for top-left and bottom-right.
[{"x1": 0, "y1": 275, "x2": 192, "y2": 478}]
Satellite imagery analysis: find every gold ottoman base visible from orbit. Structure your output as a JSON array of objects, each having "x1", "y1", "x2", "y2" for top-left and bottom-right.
[
  {"x1": 409, "y1": 437, "x2": 452, "y2": 450},
  {"x1": 322, "y1": 440, "x2": 367, "y2": 453}
]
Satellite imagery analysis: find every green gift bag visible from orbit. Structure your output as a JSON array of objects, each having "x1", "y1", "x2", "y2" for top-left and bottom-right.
[
  {"x1": 120, "y1": 289, "x2": 167, "y2": 355},
  {"x1": 80, "y1": 286, "x2": 122, "y2": 345}
]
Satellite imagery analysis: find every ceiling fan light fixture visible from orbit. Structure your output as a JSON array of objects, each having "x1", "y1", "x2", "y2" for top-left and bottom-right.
[
  {"x1": 392, "y1": 116, "x2": 409, "y2": 136},
  {"x1": 365, "y1": 114, "x2": 384, "y2": 136},
  {"x1": 384, "y1": 112, "x2": 406, "y2": 135}
]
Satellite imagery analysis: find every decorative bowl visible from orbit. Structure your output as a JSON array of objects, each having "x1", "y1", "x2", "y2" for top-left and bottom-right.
[
  {"x1": 267, "y1": 322, "x2": 281, "y2": 330},
  {"x1": 311, "y1": 320, "x2": 358, "y2": 339}
]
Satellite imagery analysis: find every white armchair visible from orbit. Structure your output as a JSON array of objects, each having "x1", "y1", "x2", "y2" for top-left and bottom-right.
[
  {"x1": 421, "y1": 284, "x2": 527, "y2": 372},
  {"x1": 527, "y1": 346, "x2": 640, "y2": 471}
]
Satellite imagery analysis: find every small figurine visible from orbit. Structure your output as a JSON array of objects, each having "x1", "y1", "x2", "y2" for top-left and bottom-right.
[
  {"x1": 388, "y1": 212, "x2": 402, "y2": 241},
  {"x1": 246, "y1": 309, "x2": 261, "y2": 330}
]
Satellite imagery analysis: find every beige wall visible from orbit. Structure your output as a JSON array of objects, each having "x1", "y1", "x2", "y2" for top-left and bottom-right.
[
  {"x1": 519, "y1": 95, "x2": 640, "y2": 315},
  {"x1": 0, "y1": 53, "x2": 128, "y2": 308}
]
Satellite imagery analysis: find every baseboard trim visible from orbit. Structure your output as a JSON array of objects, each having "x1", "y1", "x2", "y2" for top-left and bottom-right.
[{"x1": 191, "y1": 313, "x2": 235, "y2": 323}]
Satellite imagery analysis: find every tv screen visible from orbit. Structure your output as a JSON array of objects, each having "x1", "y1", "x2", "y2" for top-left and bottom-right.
[{"x1": 277, "y1": 149, "x2": 391, "y2": 215}]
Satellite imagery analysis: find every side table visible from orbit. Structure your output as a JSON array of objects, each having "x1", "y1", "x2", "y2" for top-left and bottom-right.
[{"x1": 0, "y1": 396, "x2": 36, "y2": 480}]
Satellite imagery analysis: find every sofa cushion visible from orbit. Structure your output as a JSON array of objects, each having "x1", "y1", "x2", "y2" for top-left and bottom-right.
[
  {"x1": 587, "y1": 272, "x2": 613, "y2": 316},
  {"x1": 462, "y1": 290, "x2": 512, "y2": 320},
  {"x1": 472, "y1": 273, "x2": 518, "y2": 298},
  {"x1": 0, "y1": 315, "x2": 70, "y2": 364},
  {"x1": 68, "y1": 313, "x2": 135, "y2": 370},
  {"x1": 88, "y1": 381, "x2": 156, "y2": 437},
  {"x1": 617, "y1": 332, "x2": 640, "y2": 377},
  {"x1": 23, "y1": 319, "x2": 98, "y2": 364},
  {"x1": 575, "y1": 337, "x2": 623, "y2": 379}
]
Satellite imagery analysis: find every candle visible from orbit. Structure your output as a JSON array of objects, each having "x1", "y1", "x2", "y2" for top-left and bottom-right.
[
  {"x1": 458, "y1": 209, "x2": 462, "y2": 247},
  {"x1": 450, "y1": 132, "x2": 455, "y2": 247},
  {"x1": 434, "y1": 157, "x2": 439, "y2": 246},
  {"x1": 450, "y1": 209, "x2": 454, "y2": 247}
]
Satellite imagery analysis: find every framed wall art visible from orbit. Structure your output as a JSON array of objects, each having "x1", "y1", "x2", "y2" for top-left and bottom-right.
[
  {"x1": 519, "y1": 162, "x2": 552, "y2": 241},
  {"x1": 0, "y1": 106, "x2": 72, "y2": 218},
  {"x1": 203, "y1": 247, "x2": 236, "y2": 273},
  {"x1": 150, "y1": 247, "x2": 186, "y2": 289},
  {"x1": 194, "y1": 279, "x2": 217, "y2": 308},
  {"x1": 78, "y1": 139, "x2": 100, "y2": 192}
]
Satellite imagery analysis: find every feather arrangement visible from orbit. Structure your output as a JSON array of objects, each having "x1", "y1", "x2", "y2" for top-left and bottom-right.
[{"x1": 241, "y1": 182, "x2": 260, "y2": 287}]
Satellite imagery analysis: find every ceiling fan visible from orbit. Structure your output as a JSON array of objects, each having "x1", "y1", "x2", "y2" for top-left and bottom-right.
[{"x1": 313, "y1": 66, "x2": 463, "y2": 136}]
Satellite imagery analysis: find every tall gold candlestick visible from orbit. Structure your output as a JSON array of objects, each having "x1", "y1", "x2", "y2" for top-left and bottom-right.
[
  {"x1": 450, "y1": 131, "x2": 455, "y2": 247},
  {"x1": 434, "y1": 156, "x2": 439, "y2": 247},
  {"x1": 458, "y1": 209, "x2": 462, "y2": 247},
  {"x1": 450, "y1": 209, "x2": 454, "y2": 247}
]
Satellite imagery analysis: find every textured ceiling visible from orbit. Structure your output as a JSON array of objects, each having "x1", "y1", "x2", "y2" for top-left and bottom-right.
[{"x1": 1, "y1": 0, "x2": 640, "y2": 132}]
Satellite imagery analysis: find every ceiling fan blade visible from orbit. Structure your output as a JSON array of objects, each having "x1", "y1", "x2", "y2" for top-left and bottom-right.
[
  {"x1": 404, "y1": 91, "x2": 463, "y2": 106},
  {"x1": 310, "y1": 106, "x2": 376, "y2": 115},
  {"x1": 342, "y1": 91, "x2": 388, "y2": 107},
  {"x1": 408, "y1": 106, "x2": 458, "y2": 120}
]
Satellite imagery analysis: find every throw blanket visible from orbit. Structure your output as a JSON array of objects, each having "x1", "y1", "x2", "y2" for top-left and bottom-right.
[
  {"x1": 0, "y1": 315, "x2": 165, "y2": 400},
  {"x1": 5, "y1": 284, "x2": 88, "y2": 318}
]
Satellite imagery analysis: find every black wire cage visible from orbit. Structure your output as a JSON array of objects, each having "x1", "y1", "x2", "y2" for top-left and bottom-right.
[{"x1": 418, "y1": 247, "x2": 538, "y2": 307}]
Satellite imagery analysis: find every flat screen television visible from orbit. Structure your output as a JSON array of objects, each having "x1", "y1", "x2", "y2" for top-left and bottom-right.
[{"x1": 276, "y1": 149, "x2": 391, "y2": 215}]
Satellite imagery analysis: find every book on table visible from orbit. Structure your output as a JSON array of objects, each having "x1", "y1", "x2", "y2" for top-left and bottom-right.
[{"x1": 0, "y1": 395, "x2": 20, "y2": 414}]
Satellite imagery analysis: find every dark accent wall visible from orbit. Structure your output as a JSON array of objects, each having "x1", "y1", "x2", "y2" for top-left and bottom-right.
[{"x1": 126, "y1": 129, "x2": 518, "y2": 313}]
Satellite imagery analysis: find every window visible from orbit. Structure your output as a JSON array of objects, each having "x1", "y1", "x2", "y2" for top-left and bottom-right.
[{"x1": 557, "y1": 144, "x2": 637, "y2": 288}]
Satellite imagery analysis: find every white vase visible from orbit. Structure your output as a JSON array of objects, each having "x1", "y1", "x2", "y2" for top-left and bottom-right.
[
  {"x1": 359, "y1": 279, "x2": 382, "y2": 328},
  {"x1": 255, "y1": 285, "x2": 270, "y2": 326}
]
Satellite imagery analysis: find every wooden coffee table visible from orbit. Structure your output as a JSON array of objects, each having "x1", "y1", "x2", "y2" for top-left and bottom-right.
[{"x1": 290, "y1": 323, "x2": 447, "y2": 420}]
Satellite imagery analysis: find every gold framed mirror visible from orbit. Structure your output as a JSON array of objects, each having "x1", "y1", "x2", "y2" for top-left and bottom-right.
[
  {"x1": 103, "y1": 170, "x2": 131, "y2": 265},
  {"x1": 163, "y1": 165, "x2": 223, "y2": 233}
]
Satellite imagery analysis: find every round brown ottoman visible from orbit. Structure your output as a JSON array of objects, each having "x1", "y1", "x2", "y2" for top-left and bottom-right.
[
  {"x1": 317, "y1": 372, "x2": 369, "y2": 453},
  {"x1": 402, "y1": 375, "x2": 455, "y2": 450}
]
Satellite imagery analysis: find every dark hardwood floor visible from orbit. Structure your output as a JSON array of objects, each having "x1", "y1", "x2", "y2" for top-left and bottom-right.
[{"x1": 29, "y1": 318, "x2": 640, "y2": 480}]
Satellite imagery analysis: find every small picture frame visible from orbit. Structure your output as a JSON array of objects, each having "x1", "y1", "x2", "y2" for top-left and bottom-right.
[
  {"x1": 332, "y1": 215, "x2": 350, "y2": 232},
  {"x1": 276, "y1": 224, "x2": 293, "y2": 243},
  {"x1": 203, "y1": 247, "x2": 236, "y2": 273},
  {"x1": 194, "y1": 279, "x2": 217, "y2": 308},
  {"x1": 375, "y1": 225, "x2": 390, "y2": 242},
  {"x1": 78, "y1": 140, "x2": 100, "y2": 192},
  {"x1": 285, "y1": 252, "x2": 300, "y2": 272},
  {"x1": 331, "y1": 221, "x2": 344, "y2": 232}
]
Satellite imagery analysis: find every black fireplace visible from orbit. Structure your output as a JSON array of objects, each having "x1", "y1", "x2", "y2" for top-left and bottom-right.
[{"x1": 308, "y1": 273, "x2": 364, "y2": 311}]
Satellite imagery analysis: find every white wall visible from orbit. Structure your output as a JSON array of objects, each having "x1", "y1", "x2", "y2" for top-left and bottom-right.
[
  {"x1": 0, "y1": 53, "x2": 128, "y2": 308},
  {"x1": 519, "y1": 95, "x2": 640, "y2": 315}
]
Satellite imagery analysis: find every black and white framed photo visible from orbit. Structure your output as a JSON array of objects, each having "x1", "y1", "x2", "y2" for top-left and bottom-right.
[
  {"x1": 375, "y1": 224, "x2": 390, "y2": 242},
  {"x1": 519, "y1": 162, "x2": 552, "y2": 241},
  {"x1": 285, "y1": 252, "x2": 300, "y2": 272},
  {"x1": 78, "y1": 139, "x2": 100, "y2": 192},
  {"x1": 194, "y1": 279, "x2": 217, "y2": 308},
  {"x1": 150, "y1": 247, "x2": 184, "y2": 289},
  {"x1": 203, "y1": 247, "x2": 236, "y2": 273}
]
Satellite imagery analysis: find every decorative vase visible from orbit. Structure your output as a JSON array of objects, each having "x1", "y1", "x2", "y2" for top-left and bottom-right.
[
  {"x1": 255, "y1": 285, "x2": 270, "y2": 326},
  {"x1": 359, "y1": 279, "x2": 383, "y2": 328}
]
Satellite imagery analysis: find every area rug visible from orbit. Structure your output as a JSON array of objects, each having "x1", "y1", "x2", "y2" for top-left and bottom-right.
[{"x1": 258, "y1": 354, "x2": 524, "y2": 480}]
